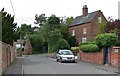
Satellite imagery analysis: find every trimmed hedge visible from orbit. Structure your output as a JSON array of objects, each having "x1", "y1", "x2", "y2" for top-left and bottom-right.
[
  {"x1": 71, "y1": 46, "x2": 79, "y2": 51},
  {"x1": 80, "y1": 44, "x2": 99, "y2": 53},
  {"x1": 79, "y1": 41, "x2": 96, "y2": 46}
]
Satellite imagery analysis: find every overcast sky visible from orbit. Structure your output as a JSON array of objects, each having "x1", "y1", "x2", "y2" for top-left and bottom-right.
[{"x1": 0, "y1": 0, "x2": 120, "y2": 27}]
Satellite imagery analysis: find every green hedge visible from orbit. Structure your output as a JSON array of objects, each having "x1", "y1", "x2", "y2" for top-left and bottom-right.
[
  {"x1": 79, "y1": 41, "x2": 96, "y2": 46},
  {"x1": 80, "y1": 44, "x2": 99, "y2": 53},
  {"x1": 71, "y1": 46, "x2": 79, "y2": 51}
]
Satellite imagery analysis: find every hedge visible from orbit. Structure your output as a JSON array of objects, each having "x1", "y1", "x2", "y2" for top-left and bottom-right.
[{"x1": 80, "y1": 44, "x2": 99, "y2": 53}]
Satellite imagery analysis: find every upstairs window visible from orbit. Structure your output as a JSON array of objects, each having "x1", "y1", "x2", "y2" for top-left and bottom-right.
[
  {"x1": 72, "y1": 30, "x2": 75, "y2": 36},
  {"x1": 83, "y1": 28, "x2": 87, "y2": 34},
  {"x1": 98, "y1": 17, "x2": 102, "y2": 23}
]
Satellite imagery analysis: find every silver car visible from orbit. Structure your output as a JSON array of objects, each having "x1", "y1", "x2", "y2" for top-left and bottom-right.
[{"x1": 56, "y1": 49, "x2": 76, "y2": 63}]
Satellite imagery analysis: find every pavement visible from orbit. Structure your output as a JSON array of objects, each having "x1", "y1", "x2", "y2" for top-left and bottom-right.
[
  {"x1": 2, "y1": 57, "x2": 23, "y2": 75},
  {"x1": 77, "y1": 61, "x2": 119, "y2": 74},
  {"x1": 2, "y1": 54, "x2": 119, "y2": 75}
]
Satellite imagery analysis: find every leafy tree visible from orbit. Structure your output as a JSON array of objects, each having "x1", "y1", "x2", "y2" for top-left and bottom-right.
[
  {"x1": 67, "y1": 36, "x2": 76, "y2": 47},
  {"x1": 48, "y1": 29, "x2": 63, "y2": 53},
  {"x1": 98, "y1": 20, "x2": 106, "y2": 34},
  {"x1": 59, "y1": 23, "x2": 69, "y2": 40},
  {"x1": 66, "y1": 17, "x2": 74, "y2": 25},
  {"x1": 15, "y1": 24, "x2": 36, "y2": 39},
  {"x1": 1, "y1": 8, "x2": 17, "y2": 45},
  {"x1": 57, "y1": 39, "x2": 70, "y2": 50},
  {"x1": 29, "y1": 34, "x2": 43, "y2": 53},
  {"x1": 48, "y1": 15, "x2": 60, "y2": 30},
  {"x1": 95, "y1": 33, "x2": 118, "y2": 48},
  {"x1": 34, "y1": 14, "x2": 46, "y2": 26}
]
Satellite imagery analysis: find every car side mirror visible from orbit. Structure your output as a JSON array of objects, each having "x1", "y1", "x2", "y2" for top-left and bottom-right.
[{"x1": 58, "y1": 53, "x2": 61, "y2": 55}]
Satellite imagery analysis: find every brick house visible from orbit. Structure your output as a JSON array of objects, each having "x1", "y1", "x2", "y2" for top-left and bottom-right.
[{"x1": 68, "y1": 5, "x2": 107, "y2": 44}]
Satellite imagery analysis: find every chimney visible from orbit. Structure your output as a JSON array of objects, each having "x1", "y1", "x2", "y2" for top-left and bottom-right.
[{"x1": 82, "y1": 5, "x2": 88, "y2": 17}]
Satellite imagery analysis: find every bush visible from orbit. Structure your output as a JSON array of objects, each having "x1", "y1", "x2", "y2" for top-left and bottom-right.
[
  {"x1": 67, "y1": 36, "x2": 76, "y2": 47},
  {"x1": 80, "y1": 44, "x2": 99, "y2": 53},
  {"x1": 57, "y1": 39, "x2": 70, "y2": 51},
  {"x1": 79, "y1": 41, "x2": 96, "y2": 46},
  {"x1": 29, "y1": 34, "x2": 43, "y2": 53},
  {"x1": 71, "y1": 46, "x2": 79, "y2": 51},
  {"x1": 95, "y1": 33, "x2": 118, "y2": 48},
  {"x1": 116, "y1": 41, "x2": 120, "y2": 46}
]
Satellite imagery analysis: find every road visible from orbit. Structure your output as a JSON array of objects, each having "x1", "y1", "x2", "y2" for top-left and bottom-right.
[{"x1": 22, "y1": 54, "x2": 117, "y2": 74}]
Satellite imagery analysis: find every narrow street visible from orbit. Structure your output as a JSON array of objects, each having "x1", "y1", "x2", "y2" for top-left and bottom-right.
[
  {"x1": 3, "y1": 54, "x2": 118, "y2": 75},
  {"x1": 22, "y1": 54, "x2": 117, "y2": 74}
]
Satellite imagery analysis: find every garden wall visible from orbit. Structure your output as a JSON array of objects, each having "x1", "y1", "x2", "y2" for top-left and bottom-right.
[
  {"x1": 109, "y1": 47, "x2": 120, "y2": 67},
  {"x1": 0, "y1": 41, "x2": 16, "y2": 75},
  {"x1": 80, "y1": 50, "x2": 104, "y2": 64},
  {"x1": 79, "y1": 47, "x2": 120, "y2": 67}
]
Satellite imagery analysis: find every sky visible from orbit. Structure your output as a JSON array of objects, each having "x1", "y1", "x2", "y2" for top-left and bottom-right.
[{"x1": 0, "y1": 0, "x2": 120, "y2": 27}]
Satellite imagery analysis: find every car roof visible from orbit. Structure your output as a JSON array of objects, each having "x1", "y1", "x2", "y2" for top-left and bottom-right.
[{"x1": 59, "y1": 49, "x2": 71, "y2": 52}]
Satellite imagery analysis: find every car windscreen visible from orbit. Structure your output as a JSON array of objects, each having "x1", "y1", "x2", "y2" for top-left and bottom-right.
[{"x1": 61, "y1": 51, "x2": 73, "y2": 55}]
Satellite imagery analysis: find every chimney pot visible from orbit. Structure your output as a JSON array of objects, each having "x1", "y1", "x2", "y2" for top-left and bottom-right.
[{"x1": 82, "y1": 5, "x2": 88, "y2": 17}]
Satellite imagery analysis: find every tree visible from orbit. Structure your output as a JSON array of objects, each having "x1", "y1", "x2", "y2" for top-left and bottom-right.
[
  {"x1": 98, "y1": 20, "x2": 106, "y2": 34},
  {"x1": 95, "y1": 33, "x2": 118, "y2": 64},
  {"x1": 95, "y1": 33, "x2": 118, "y2": 48},
  {"x1": 57, "y1": 39, "x2": 70, "y2": 50},
  {"x1": 48, "y1": 15, "x2": 60, "y2": 31},
  {"x1": 67, "y1": 36, "x2": 76, "y2": 47},
  {"x1": 28, "y1": 34, "x2": 43, "y2": 53},
  {"x1": 65, "y1": 17, "x2": 74, "y2": 25},
  {"x1": 59, "y1": 23, "x2": 69, "y2": 40},
  {"x1": 48, "y1": 29, "x2": 63, "y2": 53},
  {"x1": 1, "y1": 8, "x2": 17, "y2": 45},
  {"x1": 34, "y1": 14, "x2": 46, "y2": 26}
]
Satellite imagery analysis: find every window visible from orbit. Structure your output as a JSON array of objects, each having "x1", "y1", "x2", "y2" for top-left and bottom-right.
[
  {"x1": 98, "y1": 17, "x2": 102, "y2": 23},
  {"x1": 72, "y1": 30, "x2": 75, "y2": 36},
  {"x1": 83, "y1": 28, "x2": 87, "y2": 34},
  {"x1": 82, "y1": 37, "x2": 87, "y2": 43}
]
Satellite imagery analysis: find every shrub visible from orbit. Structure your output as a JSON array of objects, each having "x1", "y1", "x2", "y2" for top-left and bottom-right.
[
  {"x1": 29, "y1": 34, "x2": 43, "y2": 53},
  {"x1": 79, "y1": 41, "x2": 96, "y2": 46},
  {"x1": 57, "y1": 39, "x2": 70, "y2": 50},
  {"x1": 116, "y1": 41, "x2": 120, "y2": 46},
  {"x1": 48, "y1": 29, "x2": 63, "y2": 53},
  {"x1": 67, "y1": 36, "x2": 76, "y2": 47},
  {"x1": 71, "y1": 46, "x2": 79, "y2": 51},
  {"x1": 95, "y1": 33, "x2": 118, "y2": 48},
  {"x1": 80, "y1": 44, "x2": 99, "y2": 53}
]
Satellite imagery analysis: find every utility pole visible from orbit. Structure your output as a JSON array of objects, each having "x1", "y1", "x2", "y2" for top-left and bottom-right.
[{"x1": 20, "y1": 33, "x2": 22, "y2": 56}]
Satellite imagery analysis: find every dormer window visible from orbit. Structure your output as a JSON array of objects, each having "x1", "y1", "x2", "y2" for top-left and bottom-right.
[
  {"x1": 72, "y1": 30, "x2": 75, "y2": 36},
  {"x1": 83, "y1": 28, "x2": 87, "y2": 34},
  {"x1": 98, "y1": 17, "x2": 102, "y2": 23}
]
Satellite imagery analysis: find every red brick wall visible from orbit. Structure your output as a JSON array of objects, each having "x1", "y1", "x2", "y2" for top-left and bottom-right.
[
  {"x1": 69, "y1": 23, "x2": 91, "y2": 44},
  {"x1": 109, "y1": 47, "x2": 120, "y2": 67},
  {"x1": 80, "y1": 51, "x2": 104, "y2": 64},
  {"x1": 0, "y1": 41, "x2": 16, "y2": 75},
  {"x1": 79, "y1": 47, "x2": 120, "y2": 67}
]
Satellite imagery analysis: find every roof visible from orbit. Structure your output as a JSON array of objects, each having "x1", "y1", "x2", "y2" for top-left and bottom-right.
[{"x1": 69, "y1": 10, "x2": 100, "y2": 27}]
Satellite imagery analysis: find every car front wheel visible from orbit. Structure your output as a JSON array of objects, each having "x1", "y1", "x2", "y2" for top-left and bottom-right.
[{"x1": 56, "y1": 59, "x2": 59, "y2": 62}]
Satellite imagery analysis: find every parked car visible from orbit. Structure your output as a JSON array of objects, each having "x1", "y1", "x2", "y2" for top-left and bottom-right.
[{"x1": 56, "y1": 49, "x2": 76, "y2": 63}]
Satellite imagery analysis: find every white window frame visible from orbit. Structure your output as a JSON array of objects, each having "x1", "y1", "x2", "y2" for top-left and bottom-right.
[
  {"x1": 82, "y1": 37, "x2": 87, "y2": 43},
  {"x1": 98, "y1": 17, "x2": 102, "y2": 23},
  {"x1": 72, "y1": 30, "x2": 75, "y2": 36},
  {"x1": 83, "y1": 28, "x2": 87, "y2": 34}
]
